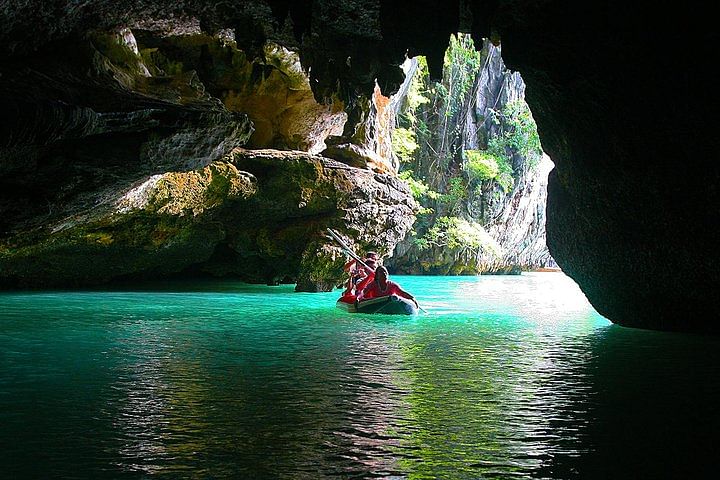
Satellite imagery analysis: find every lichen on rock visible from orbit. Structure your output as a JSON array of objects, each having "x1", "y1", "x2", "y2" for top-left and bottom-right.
[{"x1": 0, "y1": 148, "x2": 415, "y2": 290}]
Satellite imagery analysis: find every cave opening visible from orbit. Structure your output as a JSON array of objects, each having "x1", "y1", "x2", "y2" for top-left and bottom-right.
[
  {"x1": 2, "y1": 2, "x2": 720, "y2": 479},
  {"x1": 385, "y1": 32, "x2": 557, "y2": 278},
  {"x1": 0, "y1": 21, "x2": 581, "y2": 313}
]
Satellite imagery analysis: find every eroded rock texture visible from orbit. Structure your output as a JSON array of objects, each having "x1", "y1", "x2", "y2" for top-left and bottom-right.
[
  {"x1": 389, "y1": 39, "x2": 554, "y2": 275},
  {"x1": 0, "y1": 148, "x2": 415, "y2": 289},
  {"x1": 0, "y1": 18, "x2": 414, "y2": 291}
]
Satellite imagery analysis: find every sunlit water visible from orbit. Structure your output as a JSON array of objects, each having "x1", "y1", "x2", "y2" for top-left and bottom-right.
[{"x1": 1, "y1": 273, "x2": 719, "y2": 479}]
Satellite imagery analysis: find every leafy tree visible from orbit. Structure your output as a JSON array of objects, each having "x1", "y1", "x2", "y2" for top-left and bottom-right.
[
  {"x1": 398, "y1": 170, "x2": 438, "y2": 216},
  {"x1": 415, "y1": 216, "x2": 503, "y2": 259},
  {"x1": 486, "y1": 99, "x2": 543, "y2": 171},
  {"x1": 439, "y1": 177, "x2": 467, "y2": 213},
  {"x1": 464, "y1": 150, "x2": 499, "y2": 181}
]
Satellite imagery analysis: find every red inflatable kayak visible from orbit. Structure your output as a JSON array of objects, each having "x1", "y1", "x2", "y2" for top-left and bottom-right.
[{"x1": 336, "y1": 294, "x2": 418, "y2": 315}]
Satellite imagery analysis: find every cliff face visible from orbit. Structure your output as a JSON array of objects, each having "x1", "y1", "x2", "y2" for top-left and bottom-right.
[
  {"x1": 489, "y1": 3, "x2": 719, "y2": 332},
  {"x1": 389, "y1": 38, "x2": 554, "y2": 275},
  {"x1": 464, "y1": 42, "x2": 554, "y2": 272}
]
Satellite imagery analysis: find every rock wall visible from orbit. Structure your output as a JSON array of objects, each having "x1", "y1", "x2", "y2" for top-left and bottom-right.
[
  {"x1": 0, "y1": 28, "x2": 255, "y2": 236},
  {"x1": 0, "y1": 148, "x2": 415, "y2": 290},
  {"x1": 463, "y1": 42, "x2": 554, "y2": 272},
  {"x1": 0, "y1": 21, "x2": 415, "y2": 291},
  {"x1": 487, "y1": 2, "x2": 719, "y2": 332}
]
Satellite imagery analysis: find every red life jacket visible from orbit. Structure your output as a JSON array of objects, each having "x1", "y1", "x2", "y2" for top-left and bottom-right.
[{"x1": 362, "y1": 280, "x2": 401, "y2": 299}]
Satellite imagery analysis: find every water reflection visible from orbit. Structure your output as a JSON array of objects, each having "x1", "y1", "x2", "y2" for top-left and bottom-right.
[
  {"x1": 108, "y1": 322, "x2": 214, "y2": 476},
  {"x1": 389, "y1": 320, "x2": 600, "y2": 478},
  {"x1": 2, "y1": 275, "x2": 719, "y2": 478},
  {"x1": 543, "y1": 326, "x2": 720, "y2": 479}
]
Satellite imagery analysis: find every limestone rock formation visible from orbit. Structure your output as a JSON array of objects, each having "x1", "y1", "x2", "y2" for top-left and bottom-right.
[
  {"x1": 463, "y1": 42, "x2": 554, "y2": 273},
  {"x1": 0, "y1": 20, "x2": 414, "y2": 291},
  {"x1": 0, "y1": 148, "x2": 415, "y2": 289},
  {"x1": 487, "y1": 2, "x2": 719, "y2": 332}
]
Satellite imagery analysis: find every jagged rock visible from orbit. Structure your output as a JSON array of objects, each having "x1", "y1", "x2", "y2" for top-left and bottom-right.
[
  {"x1": 0, "y1": 18, "x2": 414, "y2": 292},
  {"x1": 109, "y1": 29, "x2": 347, "y2": 154},
  {"x1": 0, "y1": 28, "x2": 255, "y2": 235},
  {"x1": 224, "y1": 149, "x2": 416, "y2": 291},
  {"x1": 322, "y1": 143, "x2": 393, "y2": 173},
  {"x1": 0, "y1": 161, "x2": 256, "y2": 287},
  {"x1": 463, "y1": 42, "x2": 554, "y2": 272},
  {"x1": 0, "y1": 148, "x2": 416, "y2": 289},
  {"x1": 322, "y1": 82, "x2": 403, "y2": 174}
]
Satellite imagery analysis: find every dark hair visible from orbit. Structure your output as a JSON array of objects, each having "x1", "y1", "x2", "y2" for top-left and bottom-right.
[{"x1": 365, "y1": 251, "x2": 378, "y2": 259}]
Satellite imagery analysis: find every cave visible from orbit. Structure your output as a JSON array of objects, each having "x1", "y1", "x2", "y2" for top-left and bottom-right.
[{"x1": 1, "y1": 1, "x2": 718, "y2": 333}]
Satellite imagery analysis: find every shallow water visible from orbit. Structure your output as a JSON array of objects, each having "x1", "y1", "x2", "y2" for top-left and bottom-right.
[{"x1": 1, "y1": 273, "x2": 719, "y2": 478}]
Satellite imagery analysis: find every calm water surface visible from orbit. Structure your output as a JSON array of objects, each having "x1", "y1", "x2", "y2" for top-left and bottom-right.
[{"x1": 1, "y1": 273, "x2": 719, "y2": 479}]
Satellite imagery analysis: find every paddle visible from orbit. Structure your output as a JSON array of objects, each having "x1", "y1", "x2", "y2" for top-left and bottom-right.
[
  {"x1": 325, "y1": 228, "x2": 428, "y2": 314},
  {"x1": 325, "y1": 228, "x2": 375, "y2": 272}
]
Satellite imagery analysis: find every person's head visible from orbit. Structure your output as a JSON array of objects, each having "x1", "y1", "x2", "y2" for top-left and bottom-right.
[
  {"x1": 375, "y1": 265, "x2": 388, "y2": 282},
  {"x1": 364, "y1": 258, "x2": 377, "y2": 272},
  {"x1": 365, "y1": 251, "x2": 378, "y2": 261}
]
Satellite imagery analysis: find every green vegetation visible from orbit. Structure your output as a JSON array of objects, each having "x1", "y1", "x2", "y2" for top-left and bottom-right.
[
  {"x1": 395, "y1": 36, "x2": 489, "y2": 216},
  {"x1": 464, "y1": 150, "x2": 498, "y2": 181},
  {"x1": 392, "y1": 33, "x2": 546, "y2": 274},
  {"x1": 495, "y1": 99, "x2": 542, "y2": 160},
  {"x1": 435, "y1": 34, "x2": 484, "y2": 169},
  {"x1": 464, "y1": 148, "x2": 514, "y2": 193},
  {"x1": 403, "y1": 56, "x2": 431, "y2": 127},
  {"x1": 441, "y1": 34, "x2": 483, "y2": 120},
  {"x1": 399, "y1": 171, "x2": 437, "y2": 216},
  {"x1": 462, "y1": 100, "x2": 542, "y2": 192},
  {"x1": 414, "y1": 216, "x2": 502, "y2": 259},
  {"x1": 438, "y1": 177, "x2": 467, "y2": 213},
  {"x1": 486, "y1": 99, "x2": 543, "y2": 171},
  {"x1": 392, "y1": 127, "x2": 419, "y2": 163},
  {"x1": 394, "y1": 34, "x2": 483, "y2": 177},
  {"x1": 399, "y1": 171, "x2": 439, "y2": 201}
]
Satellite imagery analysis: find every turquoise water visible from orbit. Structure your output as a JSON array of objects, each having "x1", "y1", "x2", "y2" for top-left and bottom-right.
[{"x1": 1, "y1": 273, "x2": 719, "y2": 478}]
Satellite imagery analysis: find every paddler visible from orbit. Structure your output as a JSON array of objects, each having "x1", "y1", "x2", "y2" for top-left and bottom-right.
[
  {"x1": 356, "y1": 266, "x2": 419, "y2": 309},
  {"x1": 342, "y1": 252, "x2": 378, "y2": 295}
]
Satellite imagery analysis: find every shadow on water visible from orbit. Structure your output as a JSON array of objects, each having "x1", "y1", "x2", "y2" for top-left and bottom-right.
[
  {"x1": 537, "y1": 325, "x2": 720, "y2": 479},
  {"x1": 601, "y1": 327, "x2": 719, "y2": 478}
]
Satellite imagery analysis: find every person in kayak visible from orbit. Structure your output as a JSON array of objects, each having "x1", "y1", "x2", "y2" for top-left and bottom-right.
[
  {"x1": 342, "y1": 252, "x2": 378, "y2": 295},
  {"x1": 356, "y1": 266, "x2": 419, "y2": 309},
  {"x1": 343, "y1": 252, "x2": 378, "y2": 275}
]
